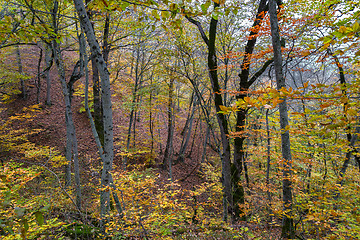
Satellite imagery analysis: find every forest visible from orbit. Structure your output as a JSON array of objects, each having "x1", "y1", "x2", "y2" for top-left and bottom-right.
[{"x1": 0, "y1": 0, "x2": 359, "y2": 239}]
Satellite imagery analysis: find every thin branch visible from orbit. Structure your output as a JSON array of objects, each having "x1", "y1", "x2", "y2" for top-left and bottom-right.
[
  {"x1": 185, "y1": 16, "x2": 209, "y2": 46},
  {"x1": 9, "y1": 1, "x2": 79, "y2": 20},
  {"x1": 248, "y1": 58, "x2": 274, "y2": 86},
  {"x1": 0, "y1": 42, "x2": 38, "y2": 49}
]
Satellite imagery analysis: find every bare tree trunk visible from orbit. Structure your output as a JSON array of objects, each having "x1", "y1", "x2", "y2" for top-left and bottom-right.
[
  {"x1": 200, "y1": 124, "x2": 210, "y2": 165},
  {"x1": 180, "y1": 92, "x2": 194, "y2": 136},
  {"x1": 149, "y1": 78, "x2": 154, "y2": 157},
  {"x1": 177, "y1": 94, "x2": 197, "y2": 163},
  {"x1": 81, "y1": 32, "x2": 123, "y2": 217},
  {"x1": 45, "y1": 44, "x2": 52, "y2": 106},
  {"x1": 124, "y1": 40, "x2": 142, "y2": 169},
  {"x1": 36, "y1": 46, "x2": 43, "y2": 104},
  {"x1": 52, "y1": 0, "x2": 82, "y2": 208},
  {"x1": 73, "y1": 0, "x2": 115, "y2": 228},
  {"x1": 15, "y1": 45, "x2": 27, "y2": 99},
  {"x1": 53, "y1": 40, "x2": 82, "y2": 211},
  {"x1": 265, "y1": 109, "x2": 272, "y2": 220},
  {"x1": 186, "y1": 4, "x2": 232, "y2": 221},
  {"x1": 269, "y1": 0, "x2": 294, "y2": 237},
  {"x1": 85, "y1": 0, "x2": 104, "y2": 146},
  {"x1": 329, "y1": 52, "x2": 360, "y2": 178},
  {"x1": 233, "y1": 0, "x2": 271, "y2": 221},
  {"x1": 163, "y1": 77, "x2": 175, "y2": 181}
]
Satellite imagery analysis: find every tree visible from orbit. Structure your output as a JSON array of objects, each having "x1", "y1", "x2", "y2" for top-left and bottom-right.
[
  {"x1": 73, "y1": 0, "x2": 115, "y2": 225},
  {"x1": 51, "y1": 0, "x2": 82, "y2": 210},
  {"x1": 269, "y1": 0, "x2": 294, "y2": 237}
]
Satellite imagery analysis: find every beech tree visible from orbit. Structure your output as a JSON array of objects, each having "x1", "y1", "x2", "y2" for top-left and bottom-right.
[
  {"x1": 269, "y1": 0, "x2": 294, "y2": 237},
  {"x1": 73, "y1": 0, "x2": 116, "y2": 224}
]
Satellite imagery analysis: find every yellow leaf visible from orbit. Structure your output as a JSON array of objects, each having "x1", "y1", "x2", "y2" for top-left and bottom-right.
[
  {"x1": 353, "y1": 22, "x2": 360, "y2": 32},
  {"x1": 219, "y1": 105, "x2": 228, "y2": 111},
  {"x1": 308, "y1": 44, "x2": 316, "y2": 49},
  {"x1": 339, "y1": 26, "x2": 347, "y2": 33}
]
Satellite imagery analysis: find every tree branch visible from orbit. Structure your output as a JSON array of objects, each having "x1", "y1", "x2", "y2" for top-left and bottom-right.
[
  {"x1": 248, "y1": 58, "x2": 274, "y2": 86},
  {"x1": 185, "y1": 16, "x2": 209, "y2": 46}
]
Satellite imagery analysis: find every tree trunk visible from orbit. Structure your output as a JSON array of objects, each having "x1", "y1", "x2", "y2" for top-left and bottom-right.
[
  {"x1": 53, "y1": 41, "x2": 82, "y2": 211},
  {"x1": 265, "y1": 109, "x2": 272, "y2": 220},
  {"x1": 186, "y1": 3, "x2": 232, "y2": 221},
  {"x1": 233, "y1": 0, "x2": 270, "y2": 221},
  {"x1": 15, "y1": 45, "x2": 26, "y2": 99},
  {"x1": 73, "y1": 0, "x2": 115, "y2": 225},
  {"x1": 177, "y1": 93, "x2": 197, "y2": 163},
  {"x1": 81, "y1": 32, "x2": 123, "y2": 217},
  {"x1": 36, "y1": 46, "x2": 43, "y2": 104},
  {"x1": 163, "y1": 77, "x2": 175, "y2": 181},
  {"x1": 124, "y1": 40, "x2": 142, "y2": 169},
  {"x1": 269, "y1": 0, "x2": 295, "y2": 237},
  {"x1": 85, "y1": 0, "x2": 104, "y2": 146},
  {"x1": 208, "y1": 5, "x2": 232, "y2": 222},
  {"x1": 45, "y1": 44, "x2": 52, "y2": 106},
  {"x1": 329, "y1": 52, "x2": 360, "y2": 177},
  {"x1": 149, "y1": 77, "x2": 154, "y2": 157}
]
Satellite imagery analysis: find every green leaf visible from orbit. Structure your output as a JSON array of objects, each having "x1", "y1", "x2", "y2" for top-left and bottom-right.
[
  {"x1": 201, "y1": 0, "x2": 211, "y2": 13},
  {"x1": 34, "y1": 211, "x2": 45, "y2": 226},
  {"x1": 152, "y1": 9, "x2": 160, "y2": 20},
  {"x1": 353, "y1": 22, "x2": 360, "y2": 32},
  {"x1": 323, "y1": 36, "x2": 332, "y2": 44},
  {"x1": 161, "y1": 10, "x2": 170, "y2": 20},
  {"x1": 212, "y1": 10, "x2": 221, "y2": 20}
]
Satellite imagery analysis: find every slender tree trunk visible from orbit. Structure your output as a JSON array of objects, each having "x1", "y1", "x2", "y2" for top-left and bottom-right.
[
  {"x1": 330, "y1": 52, "x2": 360, "y2": 177},
  {"x1": 15, "y1": 45, "x2": 27, "y2": 99},
  {"x1": 163, "y1": 77, "x2": 175, "y2": 181},
  {"x1": 85, "y1": 0, "x2": 104, "y2": 146},
  {"x1": 181, "y1": 92, "x2": 194, "y2": 136},
  {"x1": 52, "y1": 0, "x2": 82, "y2": 208},
  {"x1": 158, "y1": 110, "x2": 163, "y2": 154},
  {"x1": 53, "y1": 40, "x2": 82, "y2": 211},
  {"x1": 200, "y1": 124, "x2": 210, "y2": 165},
  {"x1": 186, "y1": 4, "x2": 232, "y2": 221},
  {"x1": 102, "y1": 13, "x2": 110, "y2": 63},
  {"x1": 207, "y1": 5, "x2": 232, "y2": 222},
  {"x1": 149, "y1": 78, "x2": 154, "y2": 157},
  {"x1": 188, "y1": 115, "x2": 199, "y2": 157},
  {"x1": 73, "y1": 0, "x2": 115, "y2": 226},
  {"x1": 81, "y1": 32, "x2": 123, "y2": 217},
  {"x1": 265, "y1": 109, "x2": 272, "y2": 220},
  {"x1": 92, "y1": 58, "x2": 104, "y2": 144},
  {"x1": 50, "y1": 1, "x2": 71, "y2": 189},
  {"x1": 36, "y1": 46, "x2": 43, "y2": 104},
  {"x1": 177, "y1": 94, "x2": 197, "y2": 163},
  {"x1": 45, "y1": 44, "x2": 52, "y2": 106},
  {"x1": 269, "y1": 0, "x2": 294, "y2": 237},
  {"x1": 233, "y1": 0, "x2": 271, "y2": 221},
  {"x1": 124, "y1": 41, "x2": 142, "y2": 169}
]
